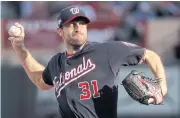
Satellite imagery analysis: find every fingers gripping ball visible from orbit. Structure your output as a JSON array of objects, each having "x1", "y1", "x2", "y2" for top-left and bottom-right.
[{"x1": 8, "y1": 25, "x2": 22, "y2": 37}]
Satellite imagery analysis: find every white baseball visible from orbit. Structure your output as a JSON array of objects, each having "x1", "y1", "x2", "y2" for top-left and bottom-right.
[{"x1": 8, "y1": 25, "x2": 21, "y2": 37}]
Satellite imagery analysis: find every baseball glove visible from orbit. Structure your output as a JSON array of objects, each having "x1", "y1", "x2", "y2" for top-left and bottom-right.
[{"x1": 122, "y1": 70, "x2": 164, "y2": 105}]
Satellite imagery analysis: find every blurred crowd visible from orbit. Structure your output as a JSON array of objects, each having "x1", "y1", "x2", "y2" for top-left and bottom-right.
[
  {"x1": 2, "y1": 1, "x2": 180, "y2": 43},
  {"x1": 2, "y1": 1, "x2": 180, "y2": 20}
]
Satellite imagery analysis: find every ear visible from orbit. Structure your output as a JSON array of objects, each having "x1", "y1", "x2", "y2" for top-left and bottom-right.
[{"x1": 57, "y1": 28, "x2": 63, "y2": 37}]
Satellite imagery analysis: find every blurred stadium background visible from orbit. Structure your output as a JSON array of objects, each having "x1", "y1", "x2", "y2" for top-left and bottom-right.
[{"x1": 1, "y1": 1, "x2": 180, "y2": 118}]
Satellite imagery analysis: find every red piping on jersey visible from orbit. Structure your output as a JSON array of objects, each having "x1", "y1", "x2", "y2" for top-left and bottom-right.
[
  {"x1": 65, "y1": 51, "x2": 75, "y2": 58},
  {"x1": 65, "y1": 41, "x2": 88, "y2": 58},
  {"x1": 138, "y1": 48, "x2": 146, "y2": 64}
]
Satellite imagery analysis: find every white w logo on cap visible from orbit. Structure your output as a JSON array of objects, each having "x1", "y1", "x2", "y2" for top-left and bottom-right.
[{"x1": 70, "y1": 8, "x2": 79, "y2": 14}]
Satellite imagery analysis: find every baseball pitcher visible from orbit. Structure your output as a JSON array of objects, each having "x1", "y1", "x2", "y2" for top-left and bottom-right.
[{"x1": 8, "y1": 6, "x2": 167, "y2": 118}]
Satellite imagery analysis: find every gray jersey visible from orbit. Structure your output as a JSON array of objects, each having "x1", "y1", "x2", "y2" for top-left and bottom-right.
[{"x1": 42, "y1": 41, "x2": 145, "y2": 118}]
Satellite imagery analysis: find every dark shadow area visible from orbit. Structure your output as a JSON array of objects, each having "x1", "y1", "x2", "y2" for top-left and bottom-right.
[
  {"x1": 92, "y1": 85, "x2": 119, "y2": 118},
  {"x1": 117, "y1": 114, "x2": 180, "y2": 118}
]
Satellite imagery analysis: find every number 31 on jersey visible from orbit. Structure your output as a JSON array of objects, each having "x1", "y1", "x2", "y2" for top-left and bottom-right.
[{"x1": 78, "y1": 80, "x2": 100, "y2": 100}]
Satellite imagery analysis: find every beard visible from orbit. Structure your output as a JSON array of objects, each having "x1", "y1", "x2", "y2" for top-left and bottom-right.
[{"x1": 66, "y1": 38, "x2": 86, "y2": 51}]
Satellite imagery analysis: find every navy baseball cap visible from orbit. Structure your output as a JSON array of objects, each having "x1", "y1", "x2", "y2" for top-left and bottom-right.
[{"x1": 57, "y1": 6, "x2": 90, "y2": 28}]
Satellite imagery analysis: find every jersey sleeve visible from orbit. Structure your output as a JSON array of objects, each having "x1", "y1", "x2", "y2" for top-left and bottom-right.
[
  {"x1": 42, "y1": 54, "x2": 59, "y2": 86},
  {"x1": 42, "y1": 62, "x2": 54, "y2": 86},
  {"x1": 107, "y1": 41, "x2": 146, "y2": 75}
]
